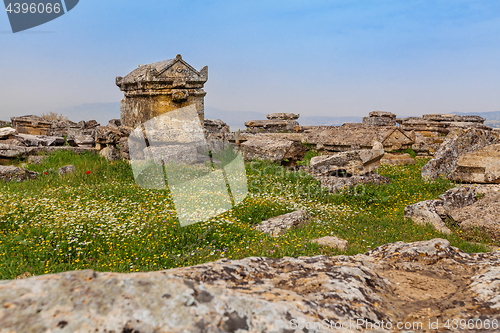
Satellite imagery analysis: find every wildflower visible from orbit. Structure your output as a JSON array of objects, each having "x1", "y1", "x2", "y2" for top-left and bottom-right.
[
  {"x1": 44, "y1": 172, "x2": 48, "y2": 175},
  {"x1": 86, "y1": 171, "x2": 91, "y2": 175}
]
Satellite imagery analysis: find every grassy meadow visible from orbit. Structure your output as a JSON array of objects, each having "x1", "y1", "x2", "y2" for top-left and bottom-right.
[{"x1": 0, "y1": 150, "x2": 495, "y2": 279}]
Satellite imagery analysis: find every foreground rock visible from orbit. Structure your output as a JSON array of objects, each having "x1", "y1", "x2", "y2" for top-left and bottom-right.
[
  {"x1": 0, "y1": 165, "x2": 39, "y2": 182},
  {"x1": 255, "y1": 210, "x2": 311, "y2": 237},
  {"x1": 1, "y1": 239, "x2": 500, "y2": 332},
  {"x1": 421, "y1": 128, "x2": 500, "y2": 180},
  {"x1": 451, "y1": 144, "x2": 500, "y2": 183}
]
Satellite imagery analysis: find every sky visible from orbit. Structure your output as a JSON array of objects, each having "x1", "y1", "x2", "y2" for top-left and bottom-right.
[{"x1": 1, "y1": 0, "x2": 500, "y2": 123}]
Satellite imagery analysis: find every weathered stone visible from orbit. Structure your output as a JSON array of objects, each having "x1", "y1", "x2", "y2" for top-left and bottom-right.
[
  {"x1": 10, "y1": 115, "x2": 52, "y2": 135},
  {"x1": 372, "y1": 141, "x2": 383, "y2": 151},
  {"x1": 310, "y1": 236, "x2": 348, "y2": 251},
  {"x1": 305, "y1": 125, "x2": 413, "y2": 152},
  {"x1": 204, "y1": 119, "x2": 231, "y2": 153},
  {"x1": 0, "y1": 127, "x2": 17, "y2": 139},
  {"x1": 404, "y1": 200, "x2": 451, "y2": 234},
  {"x1": 422, "y1": 114, "x2": 485, "y2": 123},
  {"x1": 421, "y1": 128, "x2": 500, "y2": 180},
  {"x1": 404, "y1": 185, "x2": 478, "y2": 233},
  {"x1": 451, "y1": 144, "x2": 500, "y2": 183},
  {"x1": 0, "y1": 144, "x2": 29, "y2": 159},
  {"x1": 450, "y1": 192, "x2": 500, "y2": 240},
  {"x1": 240, "y1": 137, "x2": 308, "y2": 164},
  {"x1": 0, "y1": 165, "x2": 39, "y2": 182},
  {"x1": 100, "y1": 145, "x2": 119, "y2": 161},
  {"x1": 310, "y1": 148, "x2": 384, "y2": 177},
  {"x1": 255, "y1": 210, "x2": 311, "y2": 237},
  {"x1": 446, "y1": 121, "x2": 491, "y2": 131},
  {"x1": 107, "y1": 119, "x2": 121, "y2": 129},
  {"x1": 362, "y1": 116, "x2": 396, "y2": 126},
  {"x1": 15, "y1": 134, "x2": 65, "y2": 147},
  {"x1": 380, "y1": 153, "x2": 415, "y2": 166},
  {"x1": 316, "y1": 172, "x2": 390, "y2": 193},
  {"x1": 266, "y1": 113, "x2": 300, "y2": 120},
  {"x1": 84, "y1": 119, "x2": 100, "y2": 129},
  {"x1": 117, "y1": 55, "x2": 208, "y2": 128},
  {"x1": 1, "y1": 238, "x2": 500, "y2": 332},
  {"x1": 437, "y1": 185, "x2": 477, "y2": 214},
  {"x1": 67, "y1": 135, "x2": 95, "y2": 148},
  {"x1": 95, "y1": 126, "x2": 122, "y2": 145},
  {"x1": 58, "y1": 165, "x2": 76, "y2": 176},
  {"x1": 422, "y1": 114, "x2": 459, "y2": 122},
  {"x1": 244, "y1": 119, "x2": 299, "y2": 133},
  {"x1": 27, "y1": 155, "x2": 47, "y2": 165},
  {"x1": 369, "y1": 111, "x2": 396, "y2": 118},
  {"x1": 118, "y1": 136, "x2": 129, "y2": 160},
  {"x1": 411, "y1": 132, "x2": 445, "y2": 157}
]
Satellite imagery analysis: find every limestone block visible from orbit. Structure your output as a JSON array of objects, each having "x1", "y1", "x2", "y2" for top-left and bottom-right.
[
  {"x1": 369, "y1": 111, "x2": 396, "y2": 118},
  {"x1": 0, "y1": 127, "x2": 17, "y2": 139},
  {"x1": 67, "y1": 135, "x2": 95, "y2": 148},
  {"x1": 15, "y1": 134, "x2": 65, "y2": 147},
  {"x1": 27, "y1": 155, "x2": 48, "y2": 165},
  {"x1": 58, "y1": 165, "x2": 76, "y2": 176},
  {"x1": 240, "y1": 137, "x2": 307, "y2": 163},
  {"x1": 362, "y1": 116, "x2": 396, "y2": 126},
  {"x1": 451, "y1": 144, "x2": 500, "y2": 183},
  {"x1": 0, "y1": 165, "x2": 39, "y2": 183},
  {"x1": 266, "y1": 113, "x2": 300, "y2": 120},
  {"x1": 11, "y1": 115, "x2": 52, "y2": 135},
  {"x1": 422, "y1": 128, "x2": 500, "y2": 180},
  {"x1": 404, "y1": 200, "x2": 451, "y2": 234},
  {"x1": 450, "y1": 192, "x2": 500, "y2": 240},
  {"x1": 255, "y1": 210, "x2": 311, "y2": 237},
  {"x1": 381, "y1": 153, "x2": 415, "y2": 166},
  {"x1": 311, "y1": 236, "x2": 349, "y2": 251},
  {"x1": 316, "y1": 172, "x2": 390, "y2": 193},
  {"x1": 100, "y1": 145, "x2": 119, "y2": 161},
  {"x1": 310, "y1": 148, "x2": 384, "y2": 177}
]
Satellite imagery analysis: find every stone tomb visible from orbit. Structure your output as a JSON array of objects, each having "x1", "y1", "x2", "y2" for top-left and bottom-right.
[{"x1": 116, "y1": 54, "x2": 208, "y2": 128}]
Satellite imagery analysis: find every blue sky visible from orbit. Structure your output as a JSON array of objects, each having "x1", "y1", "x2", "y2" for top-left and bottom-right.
[{"x1": 1, "y1": 0, "x2": 500, "y2": 122}]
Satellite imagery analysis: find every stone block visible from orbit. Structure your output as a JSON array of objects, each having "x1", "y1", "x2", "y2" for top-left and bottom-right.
[
  {"x1": 451, "y1": 144, "x2": 500, "y2": 183},
  {"x1": 255, "y1": 210, "x2": 311, "y2": 237}
]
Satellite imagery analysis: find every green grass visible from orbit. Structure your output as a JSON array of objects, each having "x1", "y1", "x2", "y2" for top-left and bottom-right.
[{"x1": 0, "y1": 151, "x2": 494, "y2": 279}]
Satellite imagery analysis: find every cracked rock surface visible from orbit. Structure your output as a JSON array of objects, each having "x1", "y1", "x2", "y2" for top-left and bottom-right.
[{"x1": 1, "y1": 239, "x2": 500, "y2": 332}]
